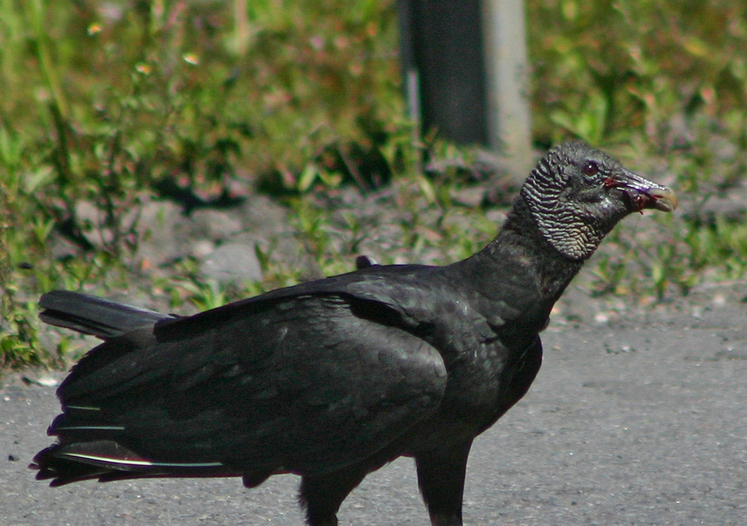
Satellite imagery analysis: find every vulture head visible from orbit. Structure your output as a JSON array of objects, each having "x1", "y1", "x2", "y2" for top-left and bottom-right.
[{"x1": 520, "y1": 142, "x2": 677, "y2": 260}]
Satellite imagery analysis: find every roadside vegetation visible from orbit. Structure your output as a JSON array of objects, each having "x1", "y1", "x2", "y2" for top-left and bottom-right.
[{"x1": 2, "y1": 0, "x2": 747, "y2": 369}]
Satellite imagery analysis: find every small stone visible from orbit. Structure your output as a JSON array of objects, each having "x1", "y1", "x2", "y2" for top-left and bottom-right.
[{"x1": 200, "y1": 243, "x2": 263, "y2": 284}]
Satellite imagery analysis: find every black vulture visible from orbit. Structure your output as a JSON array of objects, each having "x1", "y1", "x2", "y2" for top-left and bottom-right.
[{"x1": 32, "y1": 142, "x2": 677, "y2": 526}]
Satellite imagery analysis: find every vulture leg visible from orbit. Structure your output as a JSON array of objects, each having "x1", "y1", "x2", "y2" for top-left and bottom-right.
[
  {"x1": 299, "y1": 467, "x2": 368, "y2": 526},
  {"x1": 416, "y1": 440, "x2": 473, "y2": 526}
]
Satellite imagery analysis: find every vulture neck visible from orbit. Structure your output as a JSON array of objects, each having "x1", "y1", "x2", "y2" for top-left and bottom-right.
[{"x1": 474, "y1": 196, "x2": 585, "y2": 306}]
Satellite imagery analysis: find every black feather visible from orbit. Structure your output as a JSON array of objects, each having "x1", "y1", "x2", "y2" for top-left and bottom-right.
[{"x1": 39, "y1": 290, "x2": 176, "y2": 339}]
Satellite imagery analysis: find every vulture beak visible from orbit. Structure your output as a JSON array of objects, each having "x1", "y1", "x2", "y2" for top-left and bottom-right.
[{"x1": 605, "y1": 170, "x2": 678, "y2": 213}]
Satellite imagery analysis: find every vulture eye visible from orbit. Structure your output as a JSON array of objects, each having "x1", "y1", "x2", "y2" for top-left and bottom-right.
[{"x1": 583, "y1": 161, "x2": 599, "y2": 177}]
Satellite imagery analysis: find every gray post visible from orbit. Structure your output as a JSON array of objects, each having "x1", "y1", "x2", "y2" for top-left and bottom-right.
[
  {"x1": 482, "y1": 0, "x2": 532, "y2": 175},
  {"x1": 398, "y1": 0, "x2": 489, "y2": 145},
  {"x1": 397, "y1": 0, "x2": 532, "y2": 179}
]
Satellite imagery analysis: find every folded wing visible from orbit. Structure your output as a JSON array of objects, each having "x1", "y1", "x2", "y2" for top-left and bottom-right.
[{"x1": 35, "y1": 284, "x2": 448, "y2": 485}]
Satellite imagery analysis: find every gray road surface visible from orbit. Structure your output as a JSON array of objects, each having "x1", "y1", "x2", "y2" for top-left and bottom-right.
[{"x1": 2, "y1": 291, "x2": 747, "y2": 525}]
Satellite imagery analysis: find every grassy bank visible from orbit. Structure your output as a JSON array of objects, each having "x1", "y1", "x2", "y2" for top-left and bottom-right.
[{"x1": 2, "y1": 0, "x2": 747, "y2": 368}]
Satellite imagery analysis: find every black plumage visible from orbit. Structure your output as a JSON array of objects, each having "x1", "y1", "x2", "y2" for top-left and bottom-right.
[{"x1": 32, "y1": 142, "x2": 677, "y2": 526}]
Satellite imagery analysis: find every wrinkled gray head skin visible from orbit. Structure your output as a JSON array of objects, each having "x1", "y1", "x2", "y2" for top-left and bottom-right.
[{"x1": 521, "y1": 142, "x2": 677, "y2": 260}]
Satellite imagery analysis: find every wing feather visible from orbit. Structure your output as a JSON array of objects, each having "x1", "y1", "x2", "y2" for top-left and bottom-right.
[{"x1": 51, "y1": 294, "x2": 447, "y2": 476}]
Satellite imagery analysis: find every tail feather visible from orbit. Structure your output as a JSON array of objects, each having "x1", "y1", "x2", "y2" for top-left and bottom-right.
[
  {"x1": 32, "y1": 290, "x2": 246, "y2": 487},
  {"x1": 39, "y1": 290, "x2": 176, "y2": 339},
  {"x1": 32, "y1": 405, "x2": 242, "y2": 486},
  {"x1": 31, "y1": 440, "x2": 237, "y2": 486},
  {"x1": 32, "y1": 444, "x2": 116, "y2": 486}
]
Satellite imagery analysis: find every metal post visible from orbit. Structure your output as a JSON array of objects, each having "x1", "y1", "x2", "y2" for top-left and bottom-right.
[
  {"x1": 397, "y1": 0, "x2": 532, "y2": 179},
  {"x1": 483, "y1": 0, "x2": 532, "y2": 176},
  {"x1": 398, "y1": 0, "x2": 489, "y2": 146}
]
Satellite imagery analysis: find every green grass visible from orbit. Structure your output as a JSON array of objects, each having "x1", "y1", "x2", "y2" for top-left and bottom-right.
[{"x1": 2, "y1": 0, "x2": 747, "y2": 370}]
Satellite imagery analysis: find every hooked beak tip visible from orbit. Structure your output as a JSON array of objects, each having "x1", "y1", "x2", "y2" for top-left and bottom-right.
[
  {"x1": 614, "y1": 170, "x2": 677, "y2": 213},
  {"x1": 647, "y1": 187, "x2": 678, "y2": 212}
]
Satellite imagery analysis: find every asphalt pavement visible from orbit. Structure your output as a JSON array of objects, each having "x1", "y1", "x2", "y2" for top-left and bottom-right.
[{"x1": 2, "y1": 286, "x2": 747, "y2": 525}]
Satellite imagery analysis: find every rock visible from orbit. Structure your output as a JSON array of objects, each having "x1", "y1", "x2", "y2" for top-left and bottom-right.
[
  {"x1": 134, "y1": 198, "x2": 190, "y2": 267},
  {"x1": 200, "y1": 243, "x2": 263, "y2": 284},
  {"x1": 190, "y1": 209, "x2": 244, "y2": 241},
  {"x1": 234, "y1": 194, "x2": 319, "y2": 277},
  {"x1": 237, "y1": 194, "x2": 289, "y2": 234}
]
